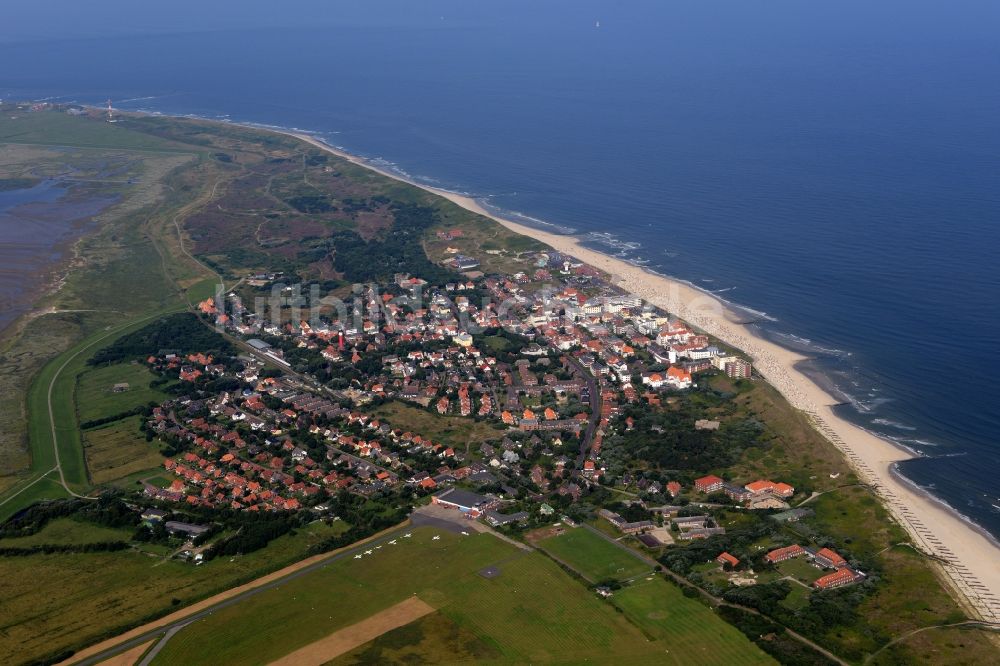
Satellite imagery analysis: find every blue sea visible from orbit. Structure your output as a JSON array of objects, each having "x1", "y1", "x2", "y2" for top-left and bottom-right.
[{"x1": 3, "y1": 1, "x2": 999, "y2": 537}]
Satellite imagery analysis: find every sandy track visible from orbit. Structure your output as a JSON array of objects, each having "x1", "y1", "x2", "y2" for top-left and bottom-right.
[
  {"x1": 94, "y1": 640, "x2": 154, "y2": 666},
  {"x1": 268, "y1": 596, "x2": 434, "y2": 666}
]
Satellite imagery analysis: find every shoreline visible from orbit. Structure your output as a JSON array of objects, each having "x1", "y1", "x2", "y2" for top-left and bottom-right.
[
  {"x1": 26, "y1": 107, "x2": 998, "y2": 619},
  {"x1": 284, "y1": 129, "x2": 1000, "y2": 621},
  {"x1": 0, "y1": 224, "x2": 86, "y2": 348},
  {"x1": 0, "y1": 178, "x2": 116, "y2": 347}
]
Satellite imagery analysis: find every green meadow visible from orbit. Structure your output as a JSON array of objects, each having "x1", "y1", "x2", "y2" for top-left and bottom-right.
[
  {"x1": 0, "y1": 520, "x2": 351, "y2": 665},
  {"x1": 538, "y1": 526, "x2": 651, "y2": 583},
  {"x1": 152, "y1": 529, "x2": 772, "y2": 666}
]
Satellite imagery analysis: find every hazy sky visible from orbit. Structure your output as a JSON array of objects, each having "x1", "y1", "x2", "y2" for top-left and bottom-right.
[{"x1": 4, "y1": 0, "x2": 998, "y2": 44}]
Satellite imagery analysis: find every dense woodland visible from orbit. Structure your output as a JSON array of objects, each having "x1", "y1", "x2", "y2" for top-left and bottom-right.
[
  {"x1": 88, "y1": 313, "x2": 233, "y2": 366},
  {"x1": 0, "y1": 496, "x2": 138, "y2": 540},
  {"x1": 603, "y1": 390, "x2": 765, "y2": 478},
  {"x1": 327, "y1": 204, "x2": 459, "y2": 284}
]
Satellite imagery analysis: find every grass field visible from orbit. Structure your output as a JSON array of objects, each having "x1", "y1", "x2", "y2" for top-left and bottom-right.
[
  {"x1": 780, "y1": 582, "x2": 812, "y2": 611},
  {"x1": 775, "y1": 556, "x2": 823, "y2": 586},
  {"x1": 0, "y1": 520, "x2": 351, "y2": 666},
  {"x1": 14, "y1": 307, "x2": 183, "y2": 507},
  {"x1": 0, "y1": 517, "x2": 133, "y2": 547},
  {"x1": 805, "y1": 485, "x2": 902, "y2": 559},
  {"x1": 83, "y1": 415, "x2": 163, "y2": 484},
  {"x1": 537, "y1": 526, "x2": 651, "y2": 583},
  {"x1": 75, "y1": 362, "x2": 167, "y2": 423},
  {"x1": 331, "y1": 611, "x2": 502, "y2": 665},
  {"x1": 151, "y1": 528, "x2": 771, "y2": 666},
  {"x1": 373, "y1": 400, "x2": 505, "y2": 450},
  {"x1": 0, "y1": 109, "x2": 195, "y2": 153},
  {"x1": 480, "y1": 335, "x2": 516, "y2": 353},
  {"x1": 612, "y1": 577, "x2": 774, "y2": 665}
]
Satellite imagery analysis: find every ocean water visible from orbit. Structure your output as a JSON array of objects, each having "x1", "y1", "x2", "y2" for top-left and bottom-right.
[{"x1": 2, "y1": 1, "x2": 999, "y2": 537}]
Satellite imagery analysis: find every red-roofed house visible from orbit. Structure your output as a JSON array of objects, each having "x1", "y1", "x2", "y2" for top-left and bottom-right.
[
  {"x1": 814, "y1": 547, "x2": 847, "y2": 569},
  {"x1": 814, "y1": 568, "x2": 862, "y2": 590},
  {"x1": 694, "y1": 475, "x2": 725, "y2": 493},
  {"x1": 744, "y1": 479, "x2": 795, "y2": 497},
  {"x1": 716, "y1": 552, "x2": 740, "y2": 568},
  {"x1": 765, "y1": 544, "x2": 807, "y2": 564},
  {"x1": 771, "y1": 482, "x2": 795, "y2": 497},
  {"x1": 666, "y1": 366, "x2": 692, "y2": 389}
]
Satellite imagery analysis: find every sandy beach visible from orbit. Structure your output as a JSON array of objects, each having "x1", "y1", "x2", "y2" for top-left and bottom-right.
[{"x1": 289, "y1": 131, "x2": 999, "y2": 622}]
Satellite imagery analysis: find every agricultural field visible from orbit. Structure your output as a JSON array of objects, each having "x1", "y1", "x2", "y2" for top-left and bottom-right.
[
  {"x1": 83, "y1": 415, "x2": 163, "y2": 484},
  {"x1": 373, "y1": 400, "x2": 505, "y2": 450},
  {"x1": 151, "y1": 529, "x2": 771, "y2": 666},
  {"x1": 536, "y1": 526, "x2": 651, "y2": 583},
  {"x1": 0, "y1": 520, "x2": 350, "y2": 665},
  {"x1": 0, "y1": 108, "x2": 195, "y2": 152},
  {"x1": 75, "y1": 362, "x2": 168, "y2": 423}
]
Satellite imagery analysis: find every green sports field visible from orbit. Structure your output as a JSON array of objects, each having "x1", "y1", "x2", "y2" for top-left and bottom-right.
[
  {"x1": 537, "y1": 526, "x2": 651, "y2": 582},
  {"x1": 151, "y1": 529, "x2": 773, "y2": 665}
]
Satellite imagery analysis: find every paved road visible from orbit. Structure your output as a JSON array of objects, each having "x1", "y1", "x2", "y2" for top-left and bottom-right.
[
  {"x1": 559, "y1": 354, "x2": 601, "y2": 467},
  {"x1": 136, "y1": 623, "x2": 189, "y2": 666}
]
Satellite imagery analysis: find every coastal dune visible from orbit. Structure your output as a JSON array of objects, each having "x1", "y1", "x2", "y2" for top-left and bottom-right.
[{"x1": 290, "y1": 132, "x2": 1000, "y2": 622}]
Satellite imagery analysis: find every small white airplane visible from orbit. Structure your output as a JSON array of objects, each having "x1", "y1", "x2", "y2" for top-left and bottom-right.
[
  {"x1": 460, "y1": 531, "x2": 469, "y2": 536},
  {"x1": 364, "y1": 549, "x2": 373, "y2": 555},
  {"x1": 403, "y1": 533, "x2": 412, "y2": 538},
  {"x1": 432, "y1": 535, "x2": 441, "y2": 540},
  {"x1": 375, "y1": 545, "x2": 382, "y2": 549},
  {"x1": 354, "y1": 554, "x2": 362, "y2": 559},
  {"x1": 388, "y1": 540, "x2": 397, "y2": 545}
]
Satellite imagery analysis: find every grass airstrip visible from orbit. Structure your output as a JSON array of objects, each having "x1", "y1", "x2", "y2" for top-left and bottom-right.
[{"x1": 151, "y1": 528, "x2": 771, "y2": 666}]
